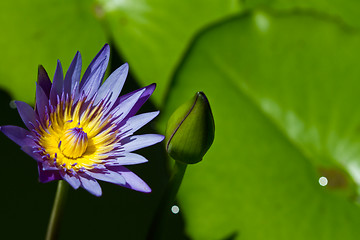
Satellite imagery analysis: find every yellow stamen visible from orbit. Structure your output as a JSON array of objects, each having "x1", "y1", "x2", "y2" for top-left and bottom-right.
[
  {"x1": 37, "y1": 97, "x2": 119, "y2": 172},
  {"x1": 60, "y1": 128, "x2": 88, "y2": 159}
]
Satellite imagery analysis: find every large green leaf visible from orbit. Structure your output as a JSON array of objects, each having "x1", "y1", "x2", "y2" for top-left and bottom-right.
[
  {"x1": 96, "y1": 0, "x2": 242, "y2": 105},
  {"x1": 245, "y1": 0, "x2": 360, "y2": 28},
  {"x1": 162, "y1": 11, "x2": 360, "y2": 239},
  {"x1": 0, "y1": 0, "x2": 107, "y2": 103}
]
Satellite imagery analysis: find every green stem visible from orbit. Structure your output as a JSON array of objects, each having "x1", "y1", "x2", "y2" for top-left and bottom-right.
[
  {"x1": 148, "y1": 161, "x2": 187, "y2": 239},
  {"x1": 45, "y1": 180, "x2": 69, "y2": 240},
  {"x1": 164, "y1": 161, "x2": 187, "y2": 209}
]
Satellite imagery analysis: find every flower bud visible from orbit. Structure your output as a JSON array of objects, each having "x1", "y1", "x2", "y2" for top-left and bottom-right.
[{"x1": 165, "y1": 92, "x2": 215, "y2": 164}]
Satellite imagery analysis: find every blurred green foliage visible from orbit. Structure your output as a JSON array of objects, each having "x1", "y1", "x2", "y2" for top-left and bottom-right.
[
  {"x1": 0, "y1": 0, "x2": 107, "y2": 104},
  {"x1": 2, "y1": 0, "x2": 360, "y2": 239},
  {"x1": 162, "y1": 11, "x2": 360, "y2": 239},
  {"x1": 96, "y1": 0, "x2": 241, "y2": 105}
]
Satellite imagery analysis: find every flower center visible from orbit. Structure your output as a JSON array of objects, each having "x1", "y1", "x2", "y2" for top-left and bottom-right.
[{"x1": 59, "y1": 127, "x2": 88, "y2": 159}]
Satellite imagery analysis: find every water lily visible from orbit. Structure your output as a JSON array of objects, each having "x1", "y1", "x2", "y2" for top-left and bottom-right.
[{"x1": 0, "y1": 44, "x2": 164, "y2": 196}]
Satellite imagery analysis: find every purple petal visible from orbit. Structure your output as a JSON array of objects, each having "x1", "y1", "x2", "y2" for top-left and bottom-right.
[
  {"x1": 121, "y1": 111, "x2": 159, "y2": 137},
  {"x1": 116, "y1": 83, "x2": 156, "y2": 118},
  {"x1": 64, "y1": 51, "x2": 82, "y2": 96},
  {"x1": 78, "y1": 66, "x2": 103, "y2": 103},
  {"x1": 37, "y1": 65, "x2": 52, "y2": 97},
  {"x1": 81, "y1": 44, "x2": 110, "y2": 86},
  {"x1": 94, "y1": 63, "x2": 128, "y2": 107},
  {"x1": 36, "y1": 83, "x2": 49, "y2": 123},
  {"x1": 109, "y1": 166, "x2": 151, "y2": 193},
  {"x1": 80, "y1": 44, "x2": 110, "y2": 99},
  {"x1": 21, "y1": 145, "x2": 42, "y2": 162},
  {"x1": 0, "y1": 125, "x2": 33, "y2": 146},
  {"x1": 41, "y1": 161, "x2": 58, "y2": 171},
  {"x1": 110, "y1": 88, "x2": 145, "y2": 122},
  {"x1": 60, "y1": 171, "x2": 81, "y2": 189},
  {"x1": 38, "y1": 163, "x2": 61, "y2": 183},
  {"x1": 120, "y1": 134, "x2": 164, "y2": 152},
  {"x1": 15, "y1": 101, "x2": 37, "y2": 130},
  {"x1": 50, "y1": 60, "x2": 64, "y2": 105},
  {"x1": 79, "y1": 58, "x2": 107, "y2": 99},
  {"x1": 106, "y1": 153, "x2": 148, "y2": 166},
  {"x1": 86, "y1": 169, "x2": 126, "y2": 185},
  {"x1": 79, "y1": 173, "x2": 102, "y2": 197}
]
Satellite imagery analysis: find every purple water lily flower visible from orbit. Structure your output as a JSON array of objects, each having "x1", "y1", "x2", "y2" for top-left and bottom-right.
[{"x1": 0, "y1": 44, "x2": 164, "y2": 196}]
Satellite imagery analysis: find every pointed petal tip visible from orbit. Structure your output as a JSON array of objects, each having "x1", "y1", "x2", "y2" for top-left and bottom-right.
[
  {"x1": 119, "y1": 62, "x2": 129, "y2": 73},
  {"x1": 14, "y1": 100, "x2": 32, "y2": 109},
  {"x1": 86, "y1": 186, "x2": 103, "y2": 197},
  {"x1": 134, "y1": 182, "x2": 152, "y2": 193},
  {"x1": 37, "y1": 65, "x2": 52, "y2": 96},
  {"x1": 143, "y1": 186, "x2": 152, "y2": 193},
  {"x1": 122, "y1": 62, "x2": 129, "y2": 73},
  {"x1": 74, "y1": 51, "x2": 82, "y2": 60},
  {"x1": 108, "y1": 166, "x2": 152, "y2": 193},
  {"x1": 61, "y1": 172, "x2": 81, "y2": 190},
  {"x1": 152, "y1": 134, "x2": 165, "y2": 143},
  {"x1": 125, "y1": 178, "x2": 151, "y2": 193},
  {"x1": 149, "y1": 83, "x2": 156, "y2": 90},
  {"x1": 144, "y1": 83, "x2": 157, "y2": 95},
  {"x1": 154, "y1": 110, "x2": 160, "y2": 117},
  {"x1": 102, "y1": 43, "x2": 110, "y2": 55},
  {"x1": 79, "y1": 174, "x2": 103, "y2": 197},
  {"x1": 38, "y1": 64, "x2": 45, "y2": 71},
  {"x1": 38, "y1": 65, "x2": 49, "y2": 77}
]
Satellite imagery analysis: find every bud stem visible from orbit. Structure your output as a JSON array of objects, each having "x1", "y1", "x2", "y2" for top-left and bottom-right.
[
  {"x1": 46, "y1": 180, "x2": 69, "y2": 240},
  {"x1": 147, "y1": 160, "x2": 187, "y2": 239},
  {"x1": 165, "y1": 161, "x2": 188, "y2": 208}
]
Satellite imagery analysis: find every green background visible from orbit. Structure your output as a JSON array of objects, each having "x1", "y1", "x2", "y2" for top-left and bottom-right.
[{"x1": 1, "y1": 0, "x2": 360, "y2": 239}]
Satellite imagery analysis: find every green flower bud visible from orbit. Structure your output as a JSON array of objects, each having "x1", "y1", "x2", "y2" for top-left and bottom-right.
[{"x1": 165, "y1": 92, "x2": 215, "y2": 164}]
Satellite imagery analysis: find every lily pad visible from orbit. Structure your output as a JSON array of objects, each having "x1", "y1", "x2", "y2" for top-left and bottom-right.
[
  {"x1": 162, "y1": 11, "x2": 360, "y2": 239},
  {"x1": 0, "y1": 0, "x2": 106, "y2": 104},
  {"x1": 245, "y1": 0, "x2": 360, "y2": 28},
  {"x1": 96, "y1": 0, "x2": 242, "y2": 105}
]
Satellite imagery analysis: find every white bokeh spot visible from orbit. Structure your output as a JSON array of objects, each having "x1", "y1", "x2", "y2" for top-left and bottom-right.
[
  {"x1": 319, "y1": 176, "x2": 328, "y2": 186},
  {"x1": 171, "y1": 205, "x2": 180, "y2": 214}
]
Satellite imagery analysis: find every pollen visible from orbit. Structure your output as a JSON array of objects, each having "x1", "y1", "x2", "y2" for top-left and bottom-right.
[
  {"x1": 59, "y1": 127, "x2": 88, "y2": 159},
  {"x1": 36, "y1": 95, "x2": 118, "y2": 172}
]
